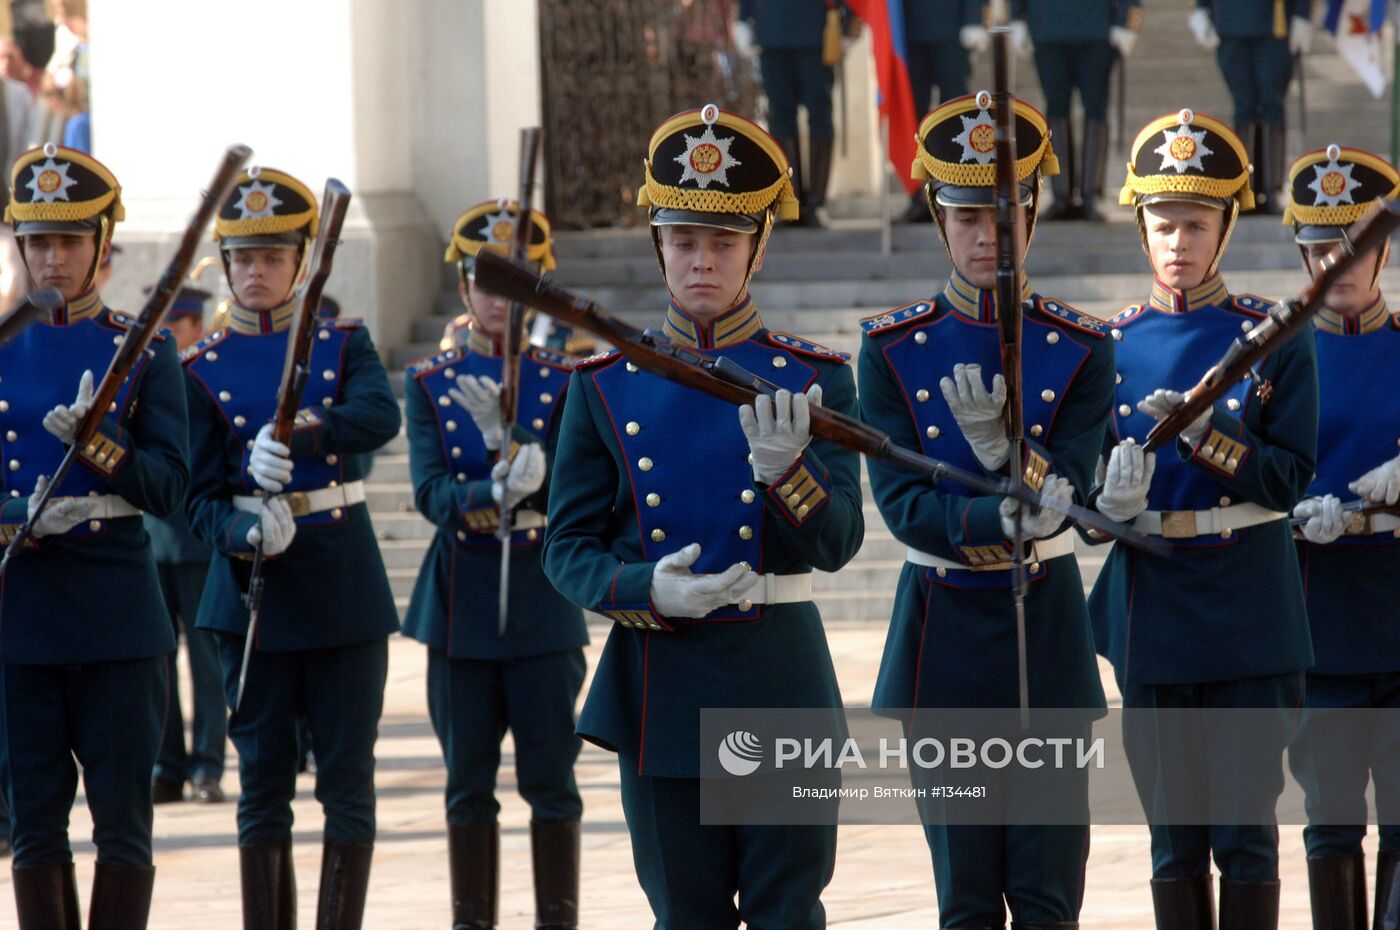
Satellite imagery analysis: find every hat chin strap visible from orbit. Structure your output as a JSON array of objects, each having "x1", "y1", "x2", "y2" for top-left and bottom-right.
[
  {"x1": 929, "y1": 178, "x2": 1041, "y2": 275},
  {"x1": 1134, "y1": 198, "x2": 1239, "y2": 283},
  {"x1": 650, "y1": 208, "x2": 775, "y2": 315},
  {"x1": 220, "y1": 237, "x2": 310, "y2": 310},
  {"x1": 16, "y1": 217, "x2": 110, "y2": 301}
]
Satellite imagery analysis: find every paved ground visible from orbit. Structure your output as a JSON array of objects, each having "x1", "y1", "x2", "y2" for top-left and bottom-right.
[{"x1": 0, "y1": 621, "x2": 1372, "y2": 928}]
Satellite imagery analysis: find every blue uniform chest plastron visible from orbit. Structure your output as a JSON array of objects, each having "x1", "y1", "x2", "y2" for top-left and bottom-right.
[
  {"x1": 591, "y1": 339, "x2": 818, "y2": 618},
  {"x1": 1111, "y1": 303, "x2": 1258, "y2": 513},
  {"x1": 412, "y1": 346, "x2": 572, "y2": 545},
  {"x1": 880, "y1": 306, "x2": 1090, "y2": 493},
  {"x1": 185, "y1": 324, "x2": 352, "y2": 525},
  {"x1": 1311, "y1": 324, "x2": 1400, "y2": 545},
  {"x1": 0, "y1": 314, "x2": 148, "y2": 536}
]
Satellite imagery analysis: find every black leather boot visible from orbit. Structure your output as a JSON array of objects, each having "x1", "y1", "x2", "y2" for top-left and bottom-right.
[
  {"x1": 1011, "y1": 922, "x2": 1078, "y2": 929},
  {"x1": 1377, "y1": 850, "x2": 1400, "y2": 930},
  {"x1": 802, "y1": 137, "x2": 834, "y2": 228},
  {"x1": 1243, "y1": 121, "x2": 1265, "y2": 210},
  {"x1": 1258, "y1": 121, "x2": 1287, "y2": 216},
  {"x1": 1307, "y1": 855, "x2": 1367, "y2": 930},
  {"x1": 13, "y1": 862, "x2": 81, "y2": 930},
  {"x1": 531, "y1": 820, "x2": 580, "y2": 930},
  {"x1": 88, "y1": 862, "x2": 156, "y2": 930},
  {"x1": 449, "y1": 822, "x2": 498, "y2": 930},
  {"x1": 1151, "y1": 875, "x2": 1216, "y2": 930},
  {"x1": 1041, "y1": 117, "x2": 1077, "y2": 220},
  {"x1": 314, "y1": 843, "x2": 372, "y2": 930},
  {"x1": 241, "y1": 842, "x2": 296, "y2": 930},
  {"x1": 1219, "y1": 878, "x2": 1279, "y2": 930},
  {"x1": 1080, "y1": 119, "x2": 1108, "y2": 222}
]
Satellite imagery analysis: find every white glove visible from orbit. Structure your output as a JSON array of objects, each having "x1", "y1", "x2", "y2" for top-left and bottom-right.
[
  {"x1": 41, "y1": 369, "x2": 93, "y2": 445},
  {"x1": 1349, "y1": 454, "x2": 1400, "y2": 505},
  {"x1": 1009, "y1": 19, "x2": 1033, "y2": 57},
  {"x1": 26, "y1": 474, "x2": 99, "y2": 538},
  {"x1": 939, "y1": 363, "x2": 1009, "y2": 470},
  {"x1": 1096, "y1": 439, "x2": 1156, "y2": 523},
  {"x1": 1293, "y1": 494, "x2": 1344, "y2": 545},
  {"x1": 1289, "y1": 15, "x2": 1313, "y2": 55},
  {"x1": 732, "y1": 18, "x2": 758, "y2": 57},
  {"x1": 246, "y1": 496, "x2": 297, "y2": 556},
  {"x1": 1000, "y1": 474, "x2": 1072, "y2": 541},
  {"x1": 249, "y1": 423, "x2": 294, "y2": 494},
  {"x1": 1188, "y1": 8, "x2": 1220, "y2": 49},
  {"x1": 490, "y1": 442, "x2": 547, "y2": 511},
  {"x1": 739, "y1": 385, "x2": 821, "y2": 486},
  {"x1": 1110, "y1": 25, "x2": 1138, "y2": 58},
  {"x1": 648, "y1": 543, "x2": 759, "y2": 620},
  {"x1": 959, "y1": 24, "x2": 990, "y2": 53},
  {"x1": 448, "y1": 374, "x2": 504, "y2": 451},
  {"x1": 1137, "y1": 388, "x2": 1213, "y2": 448}
]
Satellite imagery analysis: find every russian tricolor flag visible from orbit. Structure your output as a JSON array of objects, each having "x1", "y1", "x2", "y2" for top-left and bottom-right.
[{"x1": 849, "y1": 0, "x2": 921, "y2": 193}]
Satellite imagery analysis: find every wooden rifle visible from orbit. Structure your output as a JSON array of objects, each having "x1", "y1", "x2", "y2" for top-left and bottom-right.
[
  {"x1": 471, "y1": 250, "x2": 1169, "y2": 556},
  {"x1": 0, "y1": 144, "x2": 252, "y2": 581},
  {"x1": 496, "y1": 127, "x2": 543, "y2": 637},
  {"x1": 1145, "y1": 199, "x2": 1400, "y2": 451},
  {"x1": 989, "y1": 28, "x2": 1033, "y2": 730},
  {"x1": 235, "y1": 178, "x2": 352, "y2": 712}
]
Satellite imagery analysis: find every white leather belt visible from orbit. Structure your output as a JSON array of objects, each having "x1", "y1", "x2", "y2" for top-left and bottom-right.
[
  {"x1": 233, "y1": 480, "x2": 366, "y2": 517},
  {"x1": 1342, "y1": 511, "x2": 1400, "y2": 536},
  {"x1": 1133, "y1": 502, "x2": 1285, "y2": 539},
  {"x1": 729, "y1": 573, "x2": 812, "y2": 606},
  {"x1": 53, "y1": 494, "x2": 141, "y2": 519},
  {"x1": 512, "y1": 510, "x2": 547, "y2": 530},
  {"x1": 905, "y1": 532, "x2": 1075, "y2": 573}
]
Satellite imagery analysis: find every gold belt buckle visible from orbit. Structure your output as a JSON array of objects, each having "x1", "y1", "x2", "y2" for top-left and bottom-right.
[
  {"x1": 1160, "y1": 510, "x2": 1198, "y2": 539},
  {"x1": 284, "y1": 491, "x2": 312, "y2": 518}
]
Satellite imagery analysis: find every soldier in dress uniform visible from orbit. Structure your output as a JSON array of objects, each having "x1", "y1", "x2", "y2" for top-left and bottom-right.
[
  {"x1": 540, "y1": 103, "x2": 863, "y2": 928},
  {"x1": 897, "y1": 1, "x2": 989, "y2": 224},
  {"x1": 1012, "y1": 0, "x2": 1141, "y2": 221},
  {"x1": 0, "y1": 144, "x2": 188, "y2": 929},
  {"x1": 402, "y1": 200, "x2": 587, "y2": 930},
  {"x1": 1188, "y1": 0, "x2": 1314, "y2": 214},
  {"x1": 1088, "y1": 110, "x2": 1318, "y2": 930},
  {"x1": 859, "y1": 92, "x2": 1115, "y2": 928},
  {"x1": 1281, "y1": 145, "x2": 1400, "y2": 930},
  {"x1": 148, "y1": 285, "x2": 228, "y2": 808},
  {"x1": 183, "y1": 166, "x2": 402, "y2": 930},
  {"x1": 736, "y1": 0, "x2": 850, "y2": 227}
]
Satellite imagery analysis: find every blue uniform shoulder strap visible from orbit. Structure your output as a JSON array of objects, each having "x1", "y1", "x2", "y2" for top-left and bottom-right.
[
  {"x1": 407, "y1": 347, "x2": 462, "y2": 378},
  {"x1": 859, "y1": 300, "x2": 936, "y2": 335},
  {"x1": 765, "y1": 331, "x2": 850, "y2": 362},
  {"x1": 1032, "y1": 297, "x2": 1106, "y2": 338}
]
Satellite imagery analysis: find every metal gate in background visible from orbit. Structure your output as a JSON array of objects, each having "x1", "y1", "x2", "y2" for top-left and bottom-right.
[{"x1": 538, "y1": 0, "x2": 763, "y2": 229}]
